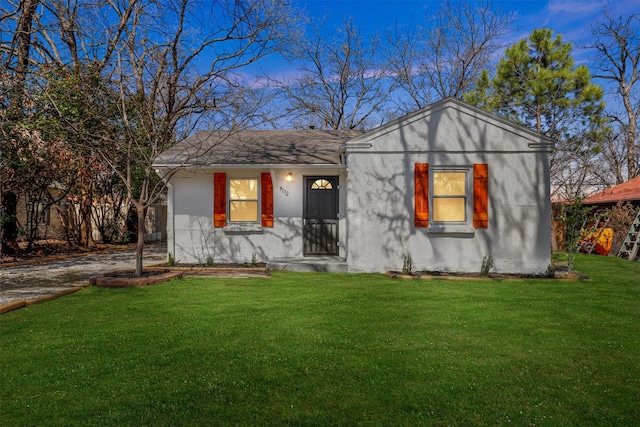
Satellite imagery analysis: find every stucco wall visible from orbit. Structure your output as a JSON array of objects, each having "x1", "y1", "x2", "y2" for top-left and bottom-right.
[
  {"x1": 164, "y1": 100, "x2": 552, "y2": 272},
  {"x1": 167, "y1": 167, "x2": 346, "y2": 264},
  {"x1": 344, "y1": 102, "x2": 552, "y2": 274}
]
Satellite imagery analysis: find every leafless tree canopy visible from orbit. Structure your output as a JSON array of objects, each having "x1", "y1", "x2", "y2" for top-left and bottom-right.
[
  {"x1": 271, "y1": 18, "x2": 396, "y2": 130},
  {"x1": 386, "y1": 0, "x2": 516, "y2": 113},
  {"x1": 588, "y1": 11, "x2": 640, "y2": 181},
  {"x1": 1, "y1": 0, "x2": 297, "y2": 268}
]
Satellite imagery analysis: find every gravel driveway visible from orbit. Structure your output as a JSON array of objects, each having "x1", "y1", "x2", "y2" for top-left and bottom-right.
[{"x1": 0, "y1": 244, "x2": 166, "y2": 306}]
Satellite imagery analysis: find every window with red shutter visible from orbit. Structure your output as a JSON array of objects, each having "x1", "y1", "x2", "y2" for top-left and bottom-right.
[
  {"x1": 415, "y1": 163, "x2": 489, "y2": 230},
  {"x1": 215, "y1": 172, "x2": 274, "y2": 228}
]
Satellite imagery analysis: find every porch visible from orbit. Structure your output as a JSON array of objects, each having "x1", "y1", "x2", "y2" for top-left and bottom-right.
[{"x1": 268, "y1": 256, "x2": 347, "y2": 273}]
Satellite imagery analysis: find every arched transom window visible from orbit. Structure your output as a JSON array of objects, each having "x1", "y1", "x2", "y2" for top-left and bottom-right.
[{"x1": 311, "y1": 179, "x2": 333, "y2": 190}]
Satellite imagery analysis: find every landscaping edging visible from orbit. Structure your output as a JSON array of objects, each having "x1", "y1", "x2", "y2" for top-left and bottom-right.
[
  {"x1": 89, "y1": 270, "x2": 184, "y2": 288},
  {"x1": 385, "y1": 271, "x2": 588, "y2": 281},
  {"x1": 0, "y1": 285, "x2": 89, "y2": 315},
  {"x1": 146, "y1": 265, "x2": 271, "y2": 278}
]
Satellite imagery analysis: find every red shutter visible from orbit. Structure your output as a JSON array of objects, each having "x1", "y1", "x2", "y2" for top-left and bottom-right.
[
  {"x1": 473, "y1": 164, "x2": 489, "y2": 228},
  {"x1": 261, "y1": 172, "x2": 274, "y2": 227},
  {"x1": 213, "y1": 172, "x2": 226, "y2": 228},
  {"x1": 415, "y1": 163, "x2": 429, "y2": 228}
]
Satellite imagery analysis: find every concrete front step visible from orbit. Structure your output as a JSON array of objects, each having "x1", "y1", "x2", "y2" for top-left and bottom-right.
[{"x1": 268, "y1": 256, "x2": 348, "y2": 273}]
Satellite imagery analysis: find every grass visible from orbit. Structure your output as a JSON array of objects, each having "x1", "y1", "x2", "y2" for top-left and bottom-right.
[{"x1": 1, "y1": 254, "x2": 639, "y2": 426}]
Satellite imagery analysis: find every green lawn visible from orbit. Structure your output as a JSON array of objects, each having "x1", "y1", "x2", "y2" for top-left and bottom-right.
[{"x1": 1, "y1": 255, "x2": 639, "y2": 426}]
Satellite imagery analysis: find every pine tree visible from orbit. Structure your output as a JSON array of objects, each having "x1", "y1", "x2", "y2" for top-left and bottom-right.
[
  {"x1": 467, "y1": 28, "x2": 606, "y2": 138},
  {"x1": 465, "y1": 28, "x2": 609, "y2": 198}
]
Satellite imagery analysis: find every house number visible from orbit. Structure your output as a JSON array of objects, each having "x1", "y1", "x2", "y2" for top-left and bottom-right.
[{"x1": 279, "y1": 186, "x2": 289, "y2": 196}]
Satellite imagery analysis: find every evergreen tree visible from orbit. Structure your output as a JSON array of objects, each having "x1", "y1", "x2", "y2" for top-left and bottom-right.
[
  {"x1": 465, "y1": 28, "x2": 609, "y2": 198},
  {"x1": 466, "y1": 28, "x2": 606, "y2": 138}
]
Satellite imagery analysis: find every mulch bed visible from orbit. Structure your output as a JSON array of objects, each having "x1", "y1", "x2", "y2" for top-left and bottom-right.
[
  {"x1": 387, "y1": 267, "x2": 586, "y2": 281},
  {"x1": 153, "y1": 262, "x2": 268, "y2": 269},
  {"x1": 147, "y1": 264, "x2": 270, "y2": 279},
  {"x1": 182, "y1": 269, "x2": 270, "y2": 278},
  {"x1": 91, "y1": 265, "x2": 271, "y2": 288},
  {"x1": 90, "y1": 270, "x2": 184, "y2": 288}
]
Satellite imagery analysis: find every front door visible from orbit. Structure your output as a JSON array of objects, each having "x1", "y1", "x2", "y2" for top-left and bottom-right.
[{"x1": 304, "y1": 176, "x2": 339, "y2": 255}]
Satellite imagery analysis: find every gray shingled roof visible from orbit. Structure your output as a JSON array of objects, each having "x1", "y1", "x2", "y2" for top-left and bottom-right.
[{"x1": 153, "y1": 129, "x2": 366, "y2": 167}]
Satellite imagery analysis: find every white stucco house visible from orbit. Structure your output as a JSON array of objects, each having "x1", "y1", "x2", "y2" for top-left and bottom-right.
[{"x1": 153, "y1": 98, "x2": 555, "y2": 274}]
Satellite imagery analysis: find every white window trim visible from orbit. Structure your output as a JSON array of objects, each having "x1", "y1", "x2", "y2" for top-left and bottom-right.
[
  {"x1": 427, "y1": 166, "x2": 475, "y2": 235},
  {"x1": 227, "y1": 176, "x2": 260, "y2": 224}
]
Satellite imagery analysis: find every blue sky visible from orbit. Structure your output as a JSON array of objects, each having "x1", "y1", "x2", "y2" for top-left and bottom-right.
[
  {"x1": 252, "y1": 0, "x2": 640, "y2": 74},
  {"x1": 243, "y1": 0, "x2": 640, "y2": 115},
  {"x1": 293, "y1": 0, "x2": 640, "y2": 46}
]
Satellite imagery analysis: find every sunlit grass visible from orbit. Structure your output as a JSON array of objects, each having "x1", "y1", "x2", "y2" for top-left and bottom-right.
[{"x1": 1, "y1": 254, "x2": 639, "y2": 426}]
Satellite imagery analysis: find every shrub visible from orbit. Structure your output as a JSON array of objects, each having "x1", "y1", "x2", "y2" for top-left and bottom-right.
[
  {"x1": 480, "y1": 254, "x2": 494, "y2": 276},
  {"x1": 402, "y1": 254, "x2": 413, "y2": 275},
  {"x1": 546, "y1": 263, "x2": 556, "y2": 278},
  {"x1": 559, "y1": 199, "x2": 594, "y2": 271}
]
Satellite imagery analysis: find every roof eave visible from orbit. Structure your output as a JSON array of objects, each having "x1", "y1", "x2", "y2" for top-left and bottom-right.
[
  {"x1": 583, "y1": 197, "x2": 640, "y2": 205},
  {"x1": 154, "y1": 162, "x2": 345, "y2": 170}
]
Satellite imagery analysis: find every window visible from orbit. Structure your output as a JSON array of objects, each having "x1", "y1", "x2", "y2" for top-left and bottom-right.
[
  {"x1": 229, "y1": 179, "x2": 258, "y2": 222},
  {"x1": 213, "y1": 172, "x2": 274, "y2": 228},
  {"x1": 26, "y1": 198, "x2": 49, "y2": 227},
  {"x1": 311, "y1": 179, "x2": 333, "y2": 190},
  {"x1": 414, "y1": 163, "x2": 488, "y2": 230},
  {"x1": 432, "y1": 171, "x2": 467, "y2": 222}
]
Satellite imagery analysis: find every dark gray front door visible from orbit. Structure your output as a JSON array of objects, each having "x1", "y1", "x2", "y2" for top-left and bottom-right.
[{"x1": 304, "y1": 177, "x2": 339, "y2": 255}]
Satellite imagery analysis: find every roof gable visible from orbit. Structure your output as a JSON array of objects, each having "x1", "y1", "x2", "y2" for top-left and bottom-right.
[
  {"x1": 343, "y1": 98, "x2": 554, "y2": 153},
  {"x1": 154, "y1": 99, "x2": 554, "y2": 169}
]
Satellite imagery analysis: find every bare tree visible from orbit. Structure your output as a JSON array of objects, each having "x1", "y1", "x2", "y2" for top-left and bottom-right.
[
  {"x1": 1, "y1": 0, "x2": 42, "y2": 255},
  {"x1": 2, "y1": 0, "x2": 295, "y2": 273},
  {"x1": 272, "y1": 18, "x2": 396, "y2": 130},
  {"x1": 600, "y1": 130, "x2": 629, "y2": 185},
  {"x1": 387, "y1": 0, "x2": 516, "y2": 113},
  {"x1": 551, "y1": 143, "x2": 609, "y2": 201},
  {"x1": 588, "y1": 11, "x2": 640, "y2": 180},
  {"x1": 104, "y1": 0, "x2": 295, "y2": 275}
]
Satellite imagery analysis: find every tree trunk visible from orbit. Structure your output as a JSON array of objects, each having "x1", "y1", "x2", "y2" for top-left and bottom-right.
[
  {"x1": 81, "y1": 193, "x2": 93, "y2": 247},
  {"x1": 134, "y1": 202, "x2": 147, "y2": 277},
  {"x1": 550, "y1": 215, "x2": 559, "y2": 253},
  {"x1": 2, "y1": 0, "x2": 40, "y2": 257},
  {"x1": 1, "y1": 192, "x2": 19, "y2": 256},
  {"x1": 624, "y1": 98, "x2": 637, "y2": 179}
]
